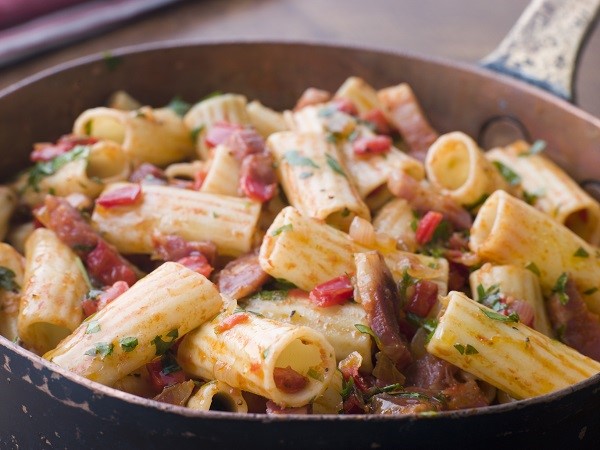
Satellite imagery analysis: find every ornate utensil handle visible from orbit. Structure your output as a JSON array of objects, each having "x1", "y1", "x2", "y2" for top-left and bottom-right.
[{"x1": 481, "y1": 0, "x2": 600, "y2": 102}]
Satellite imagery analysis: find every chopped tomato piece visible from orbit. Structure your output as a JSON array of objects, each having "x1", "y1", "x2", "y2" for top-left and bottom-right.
[
  {"x1": 204, "y1": 121, "x2": 244, "y2": 148},
  {"x1": 177, "y1": 253, "x2": 213, "y2": 278},
  {"x1": 215, "y1": 312, "x2": 250, "y2": 334},
  {"x1": 239, "y1": 153, "x2": 277, "y2": 202},
  {"x1": 96, "y1": 184, "x2": 142, "y2": 208},
  {"x1": 146, "y1": 359, "x2": 187, "y2": 391},
  {"x1": 415, "y1": 211, "x2": 444, "y2": 245},
  {"x1": 85, "y1": 240, "x2": 138, "y2": 286},
  {"x1": 309, "y1": 275, "x2": 354, "y2": 307},
  {"x1": 273, "y1": 366, "x2": 308, "y2": 393},
  {"x1": 81, "y1": 281, "x2": 129, "y2": 317},
  {"x1": 331, "y1": 98, "x2": 358, "y2": 116},
  {"x1": 405, "y1": 280, "x2": 438, "y2": 317},
  {"x1": 361, "y1": 109, "x2": 393, "y2": 135},
  {"x1": 352, "y1": 135, "x2": 392, "y2": 156}
]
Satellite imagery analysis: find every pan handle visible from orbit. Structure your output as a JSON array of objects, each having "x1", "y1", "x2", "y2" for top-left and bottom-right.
[{"x1": 480, "y1": 0, "x2": 600, "y2": 102}]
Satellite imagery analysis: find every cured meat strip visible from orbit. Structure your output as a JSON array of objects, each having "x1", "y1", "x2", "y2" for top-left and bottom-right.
[
  {"x1": 547, "y1": 278, "x2": 600, "y2": 362},
  {"x1": 354, "y1": 251, "x2": 412, "y2": 370},
  {"x1": 217, "y1": 249, "x2": 271, "y2": 300}
]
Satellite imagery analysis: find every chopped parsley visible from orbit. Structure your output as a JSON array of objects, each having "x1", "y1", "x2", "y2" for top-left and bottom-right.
[
  {"x1": 299, "y1": 171, "x2": 314, "y2": 179},
  {"x1": 247, "y1": 290, "x2": 288, "y2": 302},
  {"x1": 151, "y1": 329, "x2": 179, "y2": 356},
  {"x1": 271, "y1": 223, "x2": 293, "y2": 236},
  {"x1": 190, "y1": 125, "x2": 204, "y2": 142},
  {"x1": 454, "y1": 343, "x2": 478, "y2": 355},
  {"x1": 85, "y1": 320, "x2": 101, "y2": 334},
  {"x1": 284, "y1": 150, "x2": 319, "y2": 168},
  {"x1": 476, "y1": 284, "x2": 502, "y2": 307},
  {"x1": 355, "y1": 324, "x2": 382, "y2": 349},
  {"x1": 522, "y1": 190, "x2": 540, "y2": 205},
  {"x1": 325, "y1": 154, "x2": 346, "y2": 177},
  {"x1": 574, "y1": 247, "x2": 590, "y2": 258},
  {"x1": 525, "y1": 262, "x2": 541, "y2": 277},
  {"x1": 0, "y1": 267, "x2": 20, "y2": 292},
  {"x1": 307, "y1": 367, "x2": 324, "y2": 382},
  {"x1": 25, "y1": 145, "x2": 90, "y2": 192},
  {"x1": 84, "y1": 342, "x2": 114, "y2": 359},
  {"x1": 481, "y1": 308, "x2": 520, "y2": 323},
  {"x1": 119, "y1": 336, "x2": 138, "y2": 352},
  {"x1": 341, "y1": 207, "x2": 351, "y2": 217},
  {"x1": 553, "y1": 272, "x2": 569, "y2": 305},
  {"x1": 493, "y1": 161, "x2": 521, "y2": 186},
  {"x1": 167, "y1": 96, "x2": 192, "y2": 117}
]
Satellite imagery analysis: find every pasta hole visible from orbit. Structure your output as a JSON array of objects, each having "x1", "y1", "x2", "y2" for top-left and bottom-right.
[
  {"x1": 209, "y1": 393, "x2": 236, "y2": 412},
  {"x1": 274, "y1": 338, "x2": 321, "y2": 380},
  {"x1": 429, "y1": 141, "x2": 470, "y2": 190},
  {"x1": 87, "y1": 144, "x2": 129, "y2": 179},
  {"x1": 88, "y1": 116, "x2": 126, "y2": 144}
]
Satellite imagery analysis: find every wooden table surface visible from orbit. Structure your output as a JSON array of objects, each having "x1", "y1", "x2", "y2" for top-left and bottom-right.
[{"x1": 0, "y1": 0, "x2": 599, "y2": 116}]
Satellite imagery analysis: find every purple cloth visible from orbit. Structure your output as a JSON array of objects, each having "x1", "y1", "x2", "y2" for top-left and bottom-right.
[{"x1": 0, "y1": 0, "x2": 185, "y2": 68}]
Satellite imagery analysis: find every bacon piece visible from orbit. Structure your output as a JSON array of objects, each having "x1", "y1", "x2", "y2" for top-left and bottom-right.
[
  {"x1": 239, "y1": 153, "x2": 277, "y2": 202},
  {"x1": 225, "y1": 128, "x2": 266, "y2": 161},
  {"x1": 205, "y1": 121, "x2": 244, "y2": 148},
  {"x1": 147, "y1": 359, "x2": 188, "y2": 392},
  {"x1": 96, "y1": 184, "x2": 142, "y2": 208},
  {"x1": 265, "y1": 401, "x2": 311, "y2": 415},
  {"x1": 442, "y1": 380, "x2": 489, "y2": 410},
  {"x1": 360, "y1": 109, "x2": 393, "y2": 135},
  {"x1": 355, "y1": 252, "x2": 412, "y2": 370},
  {"x1": 547, "y1": 279, "x2": 600, "y2": 362},
  {"x1": 273, "y1": 366, "x2": 309, "y2": 393},
  {"x1": 81, "y1": 280, "x2": 129, "y2": 317},
  {"x1": 153, "y1": 380, "x2": 195, "y2": 406},
  {"x1": 404, "y1": 280, "x2": 438, "y2": 317},
  {"x1": 331, "y1": 98, "x2": 359, "y2": 116},
  {"x1": 217, "y1": 249, "x2": 271, "y2": 300},
  {"x1": 177, "y1": 254, "x2": 213, "y2": 278},
  {"x1": 36, "y1": 195, "x2": 98, "y2": 252},
  {"x1": 30, "y1": 134, "x2": 98, "y2": 162},
  {"x1": 152, "y1": 234, "x2": 217, "y2": 265},
  {"x1": 86, "y1": 240, "x2": 138, "y2": 286},
  {"x1": 388, "y1": 171, "x2": 472, "y2": 230},
  {"x1": 129, "y1": 163, "x2": 168, "y2": 185},
  {"x1": 309, "y1": 275, "x2": 354, "y2": 307},
  {"x1": 369, "y1": 391, "x2": 442, "y2": 415},
  {"x1": 294, "y1": 87, "x2": 331, "y2": 111},
  {"x1": 352, "y1": 135, "x2": 392, "y2": 156},
  {"x1": 506, "y1": 299, "x2": 535, "y2": 328},
  {"x1": 379, "y1": 84, "x2": 439, "y2": 161}
]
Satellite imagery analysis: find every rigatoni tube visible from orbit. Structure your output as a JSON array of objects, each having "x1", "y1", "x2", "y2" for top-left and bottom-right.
[
  {"x1": 427, "y1": 291, "x2": 600, "y2": 399},
  {"x1": 243, "y1": 289, "x2": 373, "y2": 371},
  {"x1": 18, "y1": 229, "x2": 87, "y2": 354},
  {"x1": 177, "y1": 310, "x2": 336, "y2": 408},
  {"x1": 0, "y1": 243, "x2": 25, "y2": 342},
  {"x1": 91, "y1": 183, "x2": 261, "y2": 257},
  {"x1": 470, "y1": 190, "x2": 600, "y2": 314},
  {"x1": 44, "y1": 262, "x2": 223, "y2": 386}
]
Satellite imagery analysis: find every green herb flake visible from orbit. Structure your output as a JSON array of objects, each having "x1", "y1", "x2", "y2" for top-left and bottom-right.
[
  {"x1": 574, "y1": 247, "x2": 590, "y2": 258},
  {"x1": 119, "y1": 336, "x2": 138, "y2": 352},
  {"x1": 522, "y1": 190, "x2": 539, "y2": 205},
  {"x1": 151, "y1": 329, "x2": 179, "y2": 356},
  {"x1": 271, "y1": 223, "x2": 293, "y2": 236},
  {"x1": 476, "y1": 283, "x2": 502, "y2": 309},
  {"x1": 583, "y1": 287, "x2": 599, "y2": 296},
  {"x1": 190, "y1": 125, "x2": 204, "y2": 142},
  {"x1": 248, "y1": 290, "x2": 289, "y2": 302},
  {"x1": 307, "y1": 367, "x2": 324, "y2": 382},
  {"x1": 103, "y1": 52, "x2": 122, "y2": 71},
  {"x1": 325, "y1": 154, "x2": 346, "y2": 177},
  {"x1": 465, "y1": 344, "x2": 479, "y2": 355},
  {"x1": 262, "y1": 347, "x2": 270, "y2": 359},
  {"x1": 454, "y1": 343, "x2": 465, "y2": 355},
  {"x1": 481, "y1": 308, "x2": 520, "y2": 323},
  {"x1": 201, "y1": 90, "x2": 223, "y2": 101},
  {"x1": 355, "y1": 324, "x2": 382, "y2": 349},
  {"x1": 84, "y1": 342, "x2": 114, "y2": 359},
  {"x1": 161, "y1": 359, "x2": 182, "y2": 375},
  {"x1": 525, "y1": 262, "x2": 541, "y2": 277},
  {"x1": 341, "y1": 376, "x2": 355, "y2": 400},
  {"x1": 85, "y1": 320, "x2": 101, "y2": 334},
  {"x1": 26, "y1": 146, "x2": 90, "y2": 192},
  {"x1": 520, "y1": 139, "x2": 546, "y2": 157},
  {"x1": 283, "y1": 150, "x2": 319, "y2": 168},
  {"x1": 167, "y1": 96, "x2": 192, "y2": 117},
  {"x1": 492, "y1": 161, "x2": 521, "y2": 186},
  {"x1": 423, "y1": 319, "x2": 438, "y2": 343},
  {"x1": 341, "y1": 207, "x2": 351, "y2": 217},
  {"x1": 299, "y1": 171, "x2": 314, "y2": 179},
  {"x1": 553, "y1": 272, "x2": 569, "y2": 305},
  {"x1": 0, "y1": 267, "x2": 20, "y2": 292}
]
